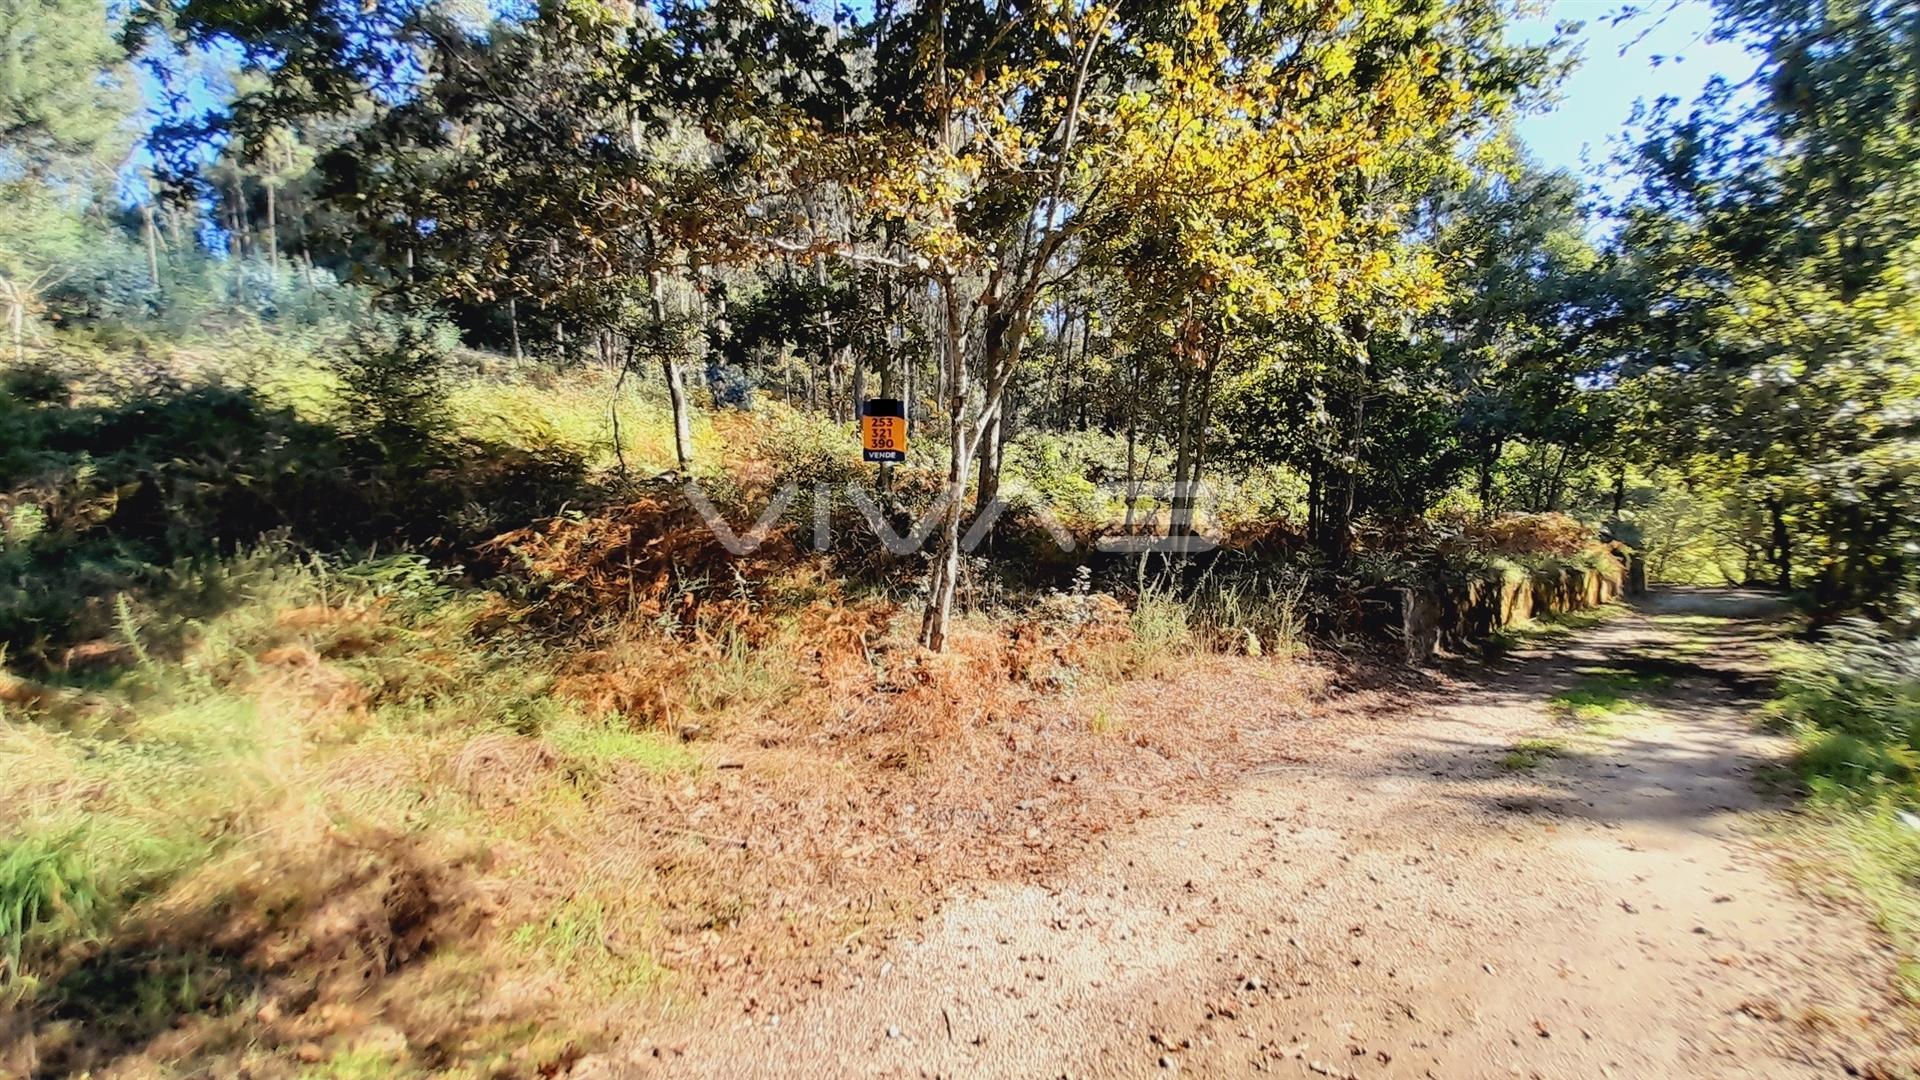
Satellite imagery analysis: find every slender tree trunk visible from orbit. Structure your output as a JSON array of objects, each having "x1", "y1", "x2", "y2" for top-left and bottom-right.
[
  {"x1": 142, "y1": 201, "x2": 161, "y2": 291},
  {"x1": 1327, "y1": 323, "x2": 1371, "y2": 566},
  {"x1": 1121, "y1": 354, "x2": 1143, "y2": 533},
  {"x1": 1188, "y1": 357, "x2": 1216, "y2": 534},
  {"x1": 227, "y1": 192, "x2": 247, "y2": 304},
  {"x1": 930, "y1": 4, "x2": 955, "y2": 452},
  {"x1": 1332, "y1": 392, "x2": 1365, "y2": 563},
  {"x1": 878, "y1": 312, "x2": 897, "y2": 497},
  {"x1": 651, "y1": 269, "x2": 694, "y2": 471},
  {"x1": 508, "y1": 296, "x2": 524, "y2": 361},
  {"x1": 973, "y1": 411, "x2": 1002, "y2": 516},
  {"x1": 6, "y1": 282, "x2": 24, "y2": 363},
  {"x1": 901, "y1": 328, "x2": 914, "y2": 440},
  {"x1": 1545, "y1": 446, "x2": 1574, "y2": 512},
  {"x1": 1767, "y1": 495, "x2": 1793, "y2": 592},
  {"x1": 232, "y1": 177, "x2": 250, "y2": 258},
  {"x1": 920, "y1": 279, "x2": 970, "y2": 651},
  {"x1": 918, "y1": 0, "x2": 1096, "y2": 648},
  {"x1": 266, "y1": 184, "x2": 279, "y2": 274},
  {"x1": 829, "y1": 353, "x2": 844, "y2": 422},
  {"x1": 1171, "y1": 354, "x2": 1216, "y2": 540},
  {"x1": 973, "y1": 390, "x2": 1011, "y2": 520},
  {"x1": 1170, "y1": 363, "x2": 1194, "y2": 535},
  {"x1": 1307, "y1": 461, "x2": 1323, "y2": 548},
  {"x1": 851, "y1": 346, "x2": 866, "y2": 430},
  {"x1": 1077, "y1": 311, "x2": 1093, "y2": 431},
  {"x1": 1477, "y1": 439, "x2": 1500, "y2": 518}
]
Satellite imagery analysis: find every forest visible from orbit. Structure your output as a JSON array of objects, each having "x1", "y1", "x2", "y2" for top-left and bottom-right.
[{"x1": 2, "y1": 0, "x2": 1919, "y2": 1076}]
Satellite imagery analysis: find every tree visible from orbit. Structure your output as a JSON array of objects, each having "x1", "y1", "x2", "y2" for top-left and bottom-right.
[
  {"x1": 0, "y1": 0, "x2": 135, "y2": 179},
  {"x1": 1421, "y1": 159, "x2": 1613, "y2": 514},
  {"x1": 852, "y1": 0, "x2": 1560, "y2": 644},
  {"x1": 1616, "y1": 0, "x2": 1920, "y2": 614}
]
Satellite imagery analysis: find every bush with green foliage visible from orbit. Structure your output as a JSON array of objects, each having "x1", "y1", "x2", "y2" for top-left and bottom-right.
[
  {"x1": 1770, "y1": 617, "x2": 1920, "y2": 998},
  {"x1": 1774, "y1": 619, "x2": 1920, "y2": 800},
  {"x1": 335, "y1": 308, "x2": 459, "y2": 460}
]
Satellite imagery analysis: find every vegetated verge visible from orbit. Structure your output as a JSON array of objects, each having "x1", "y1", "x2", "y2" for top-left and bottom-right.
[
  {"x1": 0, "y1": 345, "x2": 1420, "y2": 1079},
  {"x1": 1769, "y1": 619, "x2": 1920, "y2": 1001}
]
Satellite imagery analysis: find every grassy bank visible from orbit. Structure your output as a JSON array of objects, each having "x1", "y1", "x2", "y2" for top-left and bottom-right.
[
  {"x1": 1770, "y1": 620, "x2": 1920, "y2": 999},
  {"x1": 0, "y1": 339, "x2": 1354, "y2": 1077}
]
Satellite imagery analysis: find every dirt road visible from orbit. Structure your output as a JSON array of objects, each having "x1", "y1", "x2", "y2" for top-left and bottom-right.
[{"x1": 627, "y1": 589, "x2": 1918, "y2": 1078}]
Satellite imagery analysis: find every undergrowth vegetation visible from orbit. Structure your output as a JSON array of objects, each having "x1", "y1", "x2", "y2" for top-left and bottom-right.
[
  {"x1": 1770, "y1": 620, "x2": 1920, "y2": 996},
  {"x1": 0, "y1": 340, "x2": 1410, "y2": 1076},
  {"x1": 0, "y1": 242, "x2": 1662, "y2": 1080}
]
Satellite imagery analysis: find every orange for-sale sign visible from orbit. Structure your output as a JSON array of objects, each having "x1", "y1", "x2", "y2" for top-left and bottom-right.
[{"x1": 861, "y1": 399, "x2": 907, "y2": 462}]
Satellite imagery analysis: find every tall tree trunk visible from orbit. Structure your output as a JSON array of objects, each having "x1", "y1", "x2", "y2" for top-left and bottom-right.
[
  {"x1": 142, "y1": 201, "x2": 161, "y2": 291},
  {"x1": 974, "y1": 389, "x2": 1015, "y2": 530},
  {"x1": 232, "y1": 177, "x2": 250, "y2": 258},
  {"x1": 1767, "y1": 495, "x2": 1793, "y2": 591},
  {"x1": 1169, "y1": 363, "x2": 1194, "y2": 535},
  {"x1": 918, "y1": 0, "x2": 1098, "y2": 648},
  {"x1": 813, "y1": 248, "x2": 838, "y2": 420},
  {"x1": 1327, "y1": 322, "x2": 1372, "y2": 566},
  {"x1": 920, "y1": 279, "x2": 970, "y2": 652},
  {"x1": 651, "y1": 269, "x2": 693, "y2": 471},
  {"x1": 1171, "y1": 352, "x2": 1217, "y2": 540},
  {"x1": 1477, "y1": 438, "x2": 1500, "y2": 517},
  {"x1": 508, "y1": 296, "x2": 524, "y2": 361},
  {"x1": 266, "y1": 184, "x2": 279, "y2": 274},
  {"x1": 1189, "y1": 357, "x2": 1216, "y2": 533},
  {"x1": 1307, "y1": 460, "x2": 1323, "y2": 549},
  {"x1": 227, "y1": 193, "x2": 247, "y2": 304},
  {"x1": 1077, "y1": 310, "x2": 1093, "y2": 431},
  {"x1": 1545, "y1": 446, "x2": 1574, "y2": 512},
  {"x1": 973, "y1": 410, "x2": 1002, "y2": 519},
  {"x1": 1121, "y1": 354, "x2": 1143, "y2": 533},
  {"x1": 851, "y1": 343, "x2": 866, "y2": 429},
  {"x1": 1332, "y1": 391, "x2": 1365, "y2": 564},
  {"x1": 901, "y1": 324, "x2": 914, "y2": 442}
]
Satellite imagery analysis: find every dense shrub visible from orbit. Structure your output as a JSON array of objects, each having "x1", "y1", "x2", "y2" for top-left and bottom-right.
[
  {"x1": 334, "y1": 308, "x2": 459, "y2": 461},
  {"x1": 1774, "y1": 619, "x2": 1920, "y2": 799},
  {"x1": 1455, "y1": 511, "x2": 1594, "y2": 558}
]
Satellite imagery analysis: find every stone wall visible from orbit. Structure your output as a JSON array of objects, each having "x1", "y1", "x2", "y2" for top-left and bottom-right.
[{"x1": 1398, "y1": 554, "x2": 1641, "y2": 664}]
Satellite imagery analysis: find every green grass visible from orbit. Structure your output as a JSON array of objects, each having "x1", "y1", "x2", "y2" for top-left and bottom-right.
[
  {"x1": 300, "y1": 1047, "x2": 407, "y2": 1080},
  {"x1": 1127, "y1": 588, "x2": 1194, "y2": 677},
  {"x1": 0, "y1": 829, "x2": 107, "y2": 997},
  {"x1": 681, "y1": 627, "x2": 805, "y2": 715},
  {"x1": 1662, "y1": 637, "x2": 1713, "y2": 658},
  {"x1": 544, "y1": 717, "x2": 700, "y2": 776},
  {"x1": 1549, "y1": 666, "x2": 1672, "y2": 725},
  {"x1": 1501, "y1": 736, "x2": 1570, "y2": 771},
  {"x1": 1487, "y1": 603, "x2": 1620, "y2": 656},
  {"x1": 1649, "y1": 613, "x2": 1731, "y2": 630},
  {"x1": 1828, "y1": 806, "x2": 1920, "y2": 999},
  {"x1": 0, "y1": 545, "x2": 560, "y2": 1004},
  {"x1": 507, "y1": 897, "x2": 667, "y2": 995},
  {"x1": 1505, "y1": 667, "x2": 1676, "y2": 773},
  {"x1": 1766, "y1": 623, "x2": 1920, "y2": 1001}
]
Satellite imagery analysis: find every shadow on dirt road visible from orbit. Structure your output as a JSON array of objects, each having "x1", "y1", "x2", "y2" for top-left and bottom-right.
[{"x1": 599, "y1": 588, "x2": 1917, "y2": 1080}]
